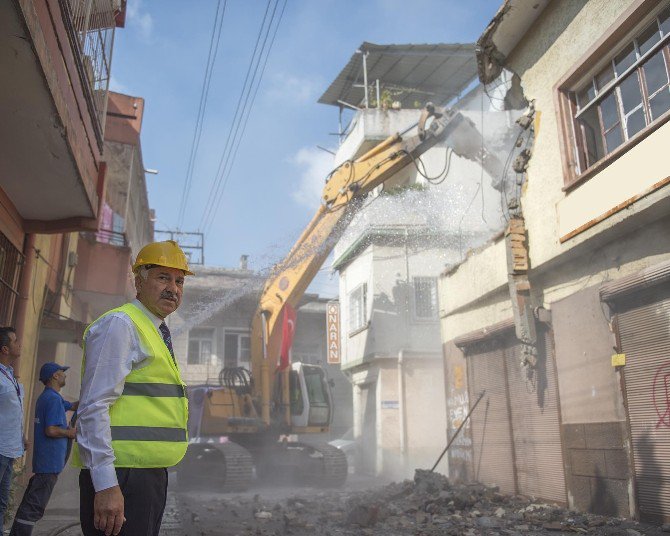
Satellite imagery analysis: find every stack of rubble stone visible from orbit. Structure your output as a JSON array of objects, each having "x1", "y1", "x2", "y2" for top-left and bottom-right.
[{"x1": 182, "y1": 470, "x2": 670, "y2": 535}]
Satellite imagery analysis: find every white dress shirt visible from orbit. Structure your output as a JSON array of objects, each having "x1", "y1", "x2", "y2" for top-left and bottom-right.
[
  {"x1": 76, "y1": 299, "x2": 165, "y2": 492},
  {"x1": 0, "y1": 363, "x2": 24, "y2": 458}
]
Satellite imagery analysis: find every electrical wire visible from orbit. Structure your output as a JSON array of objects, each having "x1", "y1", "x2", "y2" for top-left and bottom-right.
[
  {"x1": 176, "y1": 0, "x2": 227, "y2": 229},
  {"x1": 200, "y1": 0, "x2": 288, "y2": 234},
  {"x1": 199, "y1": 0, "x2": 275, "y2": 231},
  {"x1": 203, "y1": 0, "x2": 288, "y2": 235}
]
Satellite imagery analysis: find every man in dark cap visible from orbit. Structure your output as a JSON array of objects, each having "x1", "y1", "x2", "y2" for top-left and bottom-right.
[{"x1": 9, "y1": 362, "x2": 78, "y2": 535}]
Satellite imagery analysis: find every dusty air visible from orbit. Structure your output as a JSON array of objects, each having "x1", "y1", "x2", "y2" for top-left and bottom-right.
[{"x1": 1, "y1": 1, "x2": 669, "y2": 535}]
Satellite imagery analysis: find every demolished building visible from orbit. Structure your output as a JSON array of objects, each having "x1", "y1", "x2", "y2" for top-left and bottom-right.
[{"x1": 441, "y1": 0, "x2": 670, "y2": 522}]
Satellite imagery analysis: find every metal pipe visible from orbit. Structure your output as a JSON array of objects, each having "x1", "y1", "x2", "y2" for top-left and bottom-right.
[
  {"x1": 398, "y1": 349, "x2": 407, "y2": 463},
  {"x1": 362, "y1": 51, "x2": 369, "y2": 109},
  {"x1": 376, "y1": 79, "x2": 380, "y2": 109},
  {"x1": 430, "y1": 390, "x2": 486, "y2": 472}
]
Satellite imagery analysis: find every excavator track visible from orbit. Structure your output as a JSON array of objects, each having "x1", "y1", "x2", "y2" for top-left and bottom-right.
[
  {"x1": 219, "y1": 441, "x2": 254, "y2": 491},
  {"x1": 295, "y1": 441, "x2": 348, "y2": 488},
  {"x1": 177, "y1": 441, "x2": 253, "y2": 491}
]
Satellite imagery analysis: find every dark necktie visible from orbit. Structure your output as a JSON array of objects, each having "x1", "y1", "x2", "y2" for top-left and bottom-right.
[{"x1": 159, "y1": 322, "x2": 175, "y2": 362}]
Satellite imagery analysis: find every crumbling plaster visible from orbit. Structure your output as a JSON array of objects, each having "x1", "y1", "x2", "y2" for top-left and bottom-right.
[{"x1": 504, "y1": 0, "x2": 635, "y2": 268}]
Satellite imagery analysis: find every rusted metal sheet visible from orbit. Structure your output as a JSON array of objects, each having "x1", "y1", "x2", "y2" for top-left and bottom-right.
[
  {"x1": 467, "y1": 340, "x2": 517, "y2": 495},
  {"x1": 505, "y1": 329, "x2": 567, "y2": 504},
  {"x1": 617, "y1": 286, "x2": 670, "y2": 523}
]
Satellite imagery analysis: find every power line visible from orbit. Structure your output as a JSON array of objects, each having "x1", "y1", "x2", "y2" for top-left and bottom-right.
[
  {"x1": 176, "y1": 0, "x2": 227, "y2": 229},
  {"x1": 198, "y1": 0, "x2": 275, "y2": 231},
  {"x1": 200, "y1": 0, "x2": 288, "y2": 234},
  {"x1": 203, "y1": 0, "x2": 288, "y2": 234}
]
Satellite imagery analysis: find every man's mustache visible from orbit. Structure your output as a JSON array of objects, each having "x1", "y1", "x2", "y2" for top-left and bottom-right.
[{"x1": 160, "y1": 291, "x2": 178, "y2": 302}]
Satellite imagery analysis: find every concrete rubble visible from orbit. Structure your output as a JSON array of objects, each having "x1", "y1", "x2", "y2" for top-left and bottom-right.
[{"x1": 177, "y1": 470, "x2": 670, "y2": 535}]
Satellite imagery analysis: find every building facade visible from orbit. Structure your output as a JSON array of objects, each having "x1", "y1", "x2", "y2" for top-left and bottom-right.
[
  {"x1": 440, "y1": 0, "x2": 670, "y2": 522},
  {"x1": 0, "y1": 1, "x2": 136, "y2": 477}
]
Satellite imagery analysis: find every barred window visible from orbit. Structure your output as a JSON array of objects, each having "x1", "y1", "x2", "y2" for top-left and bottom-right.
[
  {"x1": 413, "y1": 277, "x2": 438, "y2": 320},
  {"x1": 571, "y1": 6, "x2": 670, "y2": 174},
  {"x1": 0, "y1": 233, "x2": 22, "y2": 326},
  {"x1": 187, "y1": 328, "x2": 214, "y2": 365},
  {"x1": 348, "y1": 283, "x2": 368, "y2": 333}
]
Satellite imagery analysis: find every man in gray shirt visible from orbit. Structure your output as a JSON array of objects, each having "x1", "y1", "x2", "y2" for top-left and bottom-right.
[{"x1": 0, "y1": 327, "x2": 25, "y2": 534}]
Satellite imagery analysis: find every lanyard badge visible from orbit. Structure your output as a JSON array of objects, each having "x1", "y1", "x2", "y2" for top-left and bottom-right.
[{"x1": 0, "y1": 368, "x2": 21, "y2": 407}]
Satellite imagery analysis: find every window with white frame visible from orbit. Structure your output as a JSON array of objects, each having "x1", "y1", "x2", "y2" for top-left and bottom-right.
[
  {"x1": 348, "y1": 283, "x2": 368, "y2": 333},
  {"x1": 567, "y1": 4, "x2": 670, "y2": 177},
  {"x1": 187, "y1": 328, "x2": 214, "y2": 365},
  {"x1": 413, "y1": 276, "x2": 438, "y2": 320},
  {"x1": 224, "y1": 331, "x2": 251, "y2": 368}
]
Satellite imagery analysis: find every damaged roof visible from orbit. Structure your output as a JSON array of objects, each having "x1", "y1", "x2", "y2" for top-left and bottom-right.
[
  {"x1": 318, "y1": 42, "x2": 477, "y2": 109},
  {"x1": 476, "y1": 0, "x2": 551, "y2": 84}
]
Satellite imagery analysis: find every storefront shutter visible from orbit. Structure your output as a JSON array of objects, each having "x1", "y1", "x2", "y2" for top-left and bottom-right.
[
  {"x1": 467, "y1": 339, "x2": 517, "y2": 495},
  {"x1": 616, "y1": 285, "x2": 670, "y2": 522},
  {"x1": 505, "y1": 329, "x2": 567, "y2": 503}
]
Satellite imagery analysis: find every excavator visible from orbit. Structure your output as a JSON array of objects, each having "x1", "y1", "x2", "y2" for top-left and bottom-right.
[{"x1": 176, "y1": 103, "x2": 504, "y2": 490}]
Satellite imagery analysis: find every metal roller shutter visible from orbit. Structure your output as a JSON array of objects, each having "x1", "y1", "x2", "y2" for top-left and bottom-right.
[
  {"x1": 616, "y1": 285, "x2": 670, "y2": 523},
  {"x1": 505, "y1": 329, "x2": 567, "y2": 503},
  {"x1": 467, "y1": 339, "x2": 517, "y2": 494}
]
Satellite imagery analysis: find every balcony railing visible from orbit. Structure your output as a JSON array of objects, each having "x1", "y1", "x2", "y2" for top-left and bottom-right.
[
  {"x1": 94, "y1": 227, "x2": 127, "y2": 247},
  {"x1": 60, "y1": 0, "x2": 118, "y2": 147}
]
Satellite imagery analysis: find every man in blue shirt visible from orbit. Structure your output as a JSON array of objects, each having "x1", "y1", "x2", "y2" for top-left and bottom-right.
[
  {"x1": 9, "y1": 362, "x2": 77, "y2": 536},
  {"x1": 0, "y1": 327, "x2": 24, "y2": 535}
]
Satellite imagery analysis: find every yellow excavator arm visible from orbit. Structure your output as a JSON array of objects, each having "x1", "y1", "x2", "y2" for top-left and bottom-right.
[{"x1": 250, "y1": 104, "x2": 503, "y2": 427}]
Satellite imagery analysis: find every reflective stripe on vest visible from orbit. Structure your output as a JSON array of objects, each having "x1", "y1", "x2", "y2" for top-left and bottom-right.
[
  {"x1": 122, "y1": 383, "x2": 185, "y2": 397},
  {"x1": 111, "y1": 426, "x2": 187, "y2": 442},
  {"x1": 72, "y1": 303, "x2": 188, "y2": 469}
]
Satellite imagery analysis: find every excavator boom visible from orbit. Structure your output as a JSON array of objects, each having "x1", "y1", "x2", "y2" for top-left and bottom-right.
[{"x1": 250, "y1": 104, "x2": 501, "y2": 427}]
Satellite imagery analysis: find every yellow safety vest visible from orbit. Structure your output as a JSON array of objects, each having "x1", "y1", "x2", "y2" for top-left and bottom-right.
[{"x1": 72, "y1": 303, "x2": 188, "y2": 468}]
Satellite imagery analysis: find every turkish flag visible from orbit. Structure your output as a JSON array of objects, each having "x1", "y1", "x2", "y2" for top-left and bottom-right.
[{"x1": 278, "y1": 303, "x2": 297, "y2": 371}]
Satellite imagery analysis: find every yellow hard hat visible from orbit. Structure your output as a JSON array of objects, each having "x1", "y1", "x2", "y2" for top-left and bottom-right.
[{"x1": 132, "y1": 240, "x2": 195, "y2": 275}]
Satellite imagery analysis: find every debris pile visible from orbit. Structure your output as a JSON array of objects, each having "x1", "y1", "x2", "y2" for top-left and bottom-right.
[{"x1": 178, "y1": 470, "x2": 670, "y2": 535}]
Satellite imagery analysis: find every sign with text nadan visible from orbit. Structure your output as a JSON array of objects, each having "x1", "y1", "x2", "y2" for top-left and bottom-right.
[{"x1": 326, "y1": 301, "x2": 341, "y2": 364}]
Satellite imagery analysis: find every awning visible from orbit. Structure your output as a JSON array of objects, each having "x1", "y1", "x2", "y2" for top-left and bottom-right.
[{"x1": 318, "y1": 42, "x2": 477, "y2": 109}]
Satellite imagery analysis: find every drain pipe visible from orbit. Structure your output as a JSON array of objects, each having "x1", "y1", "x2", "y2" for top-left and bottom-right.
[{"x1": 398, "y1": 349, "x2": 408, "y2": 466}]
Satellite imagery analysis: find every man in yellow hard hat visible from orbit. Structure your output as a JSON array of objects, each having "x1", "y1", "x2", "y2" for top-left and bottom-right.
[{"x1": 73, "y1": 240, "x2": 193, "y2": 536}]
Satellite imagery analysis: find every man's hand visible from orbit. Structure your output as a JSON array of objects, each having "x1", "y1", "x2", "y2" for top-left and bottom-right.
[
  {"x1": 94, "y1": 486, "x2": 125, "y2": 536},
  {"x1": 70, "y1": 400, "x2": 79, "y2": 411},
  {"x1": 66, "y1": 427, "x2": 76, "y2": 439}
]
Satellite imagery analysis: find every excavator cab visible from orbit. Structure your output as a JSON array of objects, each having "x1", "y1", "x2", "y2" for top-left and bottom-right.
[{"x1": 289, "y1": 362, "x2": 332, "y2": 428}]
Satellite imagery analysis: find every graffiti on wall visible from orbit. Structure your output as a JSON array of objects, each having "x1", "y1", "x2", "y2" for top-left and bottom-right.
[
  {"x1": 653, "y1": 363, "x2": 670, "y2": 429},
  {"x1": 447, "y1": 364, "x2": 472, "y2": 462}
]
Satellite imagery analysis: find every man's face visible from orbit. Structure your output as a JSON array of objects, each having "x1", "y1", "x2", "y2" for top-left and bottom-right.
[
  {"x1": 52, "y1": 370, "x2": 67, "y2": 388},
  {"x1": 135, "y1": 266, "x2": 185, "y2": 318},
  {"x1": 1, "y1": 332, "x2": 21, "y2": 361}
]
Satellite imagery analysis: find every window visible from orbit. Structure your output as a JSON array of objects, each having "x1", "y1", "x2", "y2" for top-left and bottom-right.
[
  {"x1": 348, "y1": 283, "x2": 368, "y2": 333},
  {"x1": 187, "y1": 328, "x2": 214, "y2": 365},
  {"x1": 0, "y1": 233, "x2": 22, "y2": 326},
  {"x1": 413, "y1": 277, "x2": 438, "y2": 320},
  {"x1": 224, "y1": 331, "x2": 251, "y2": 368},
  {"x1": 559, "y1": 3, "x2": 670, "y2": 185}
]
